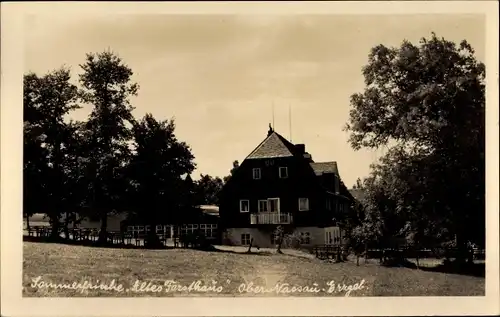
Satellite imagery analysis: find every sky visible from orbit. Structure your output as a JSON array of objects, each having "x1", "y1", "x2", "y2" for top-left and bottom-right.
[{"x1": 23, "y1": 14, "x2": 485, "y2": 187}]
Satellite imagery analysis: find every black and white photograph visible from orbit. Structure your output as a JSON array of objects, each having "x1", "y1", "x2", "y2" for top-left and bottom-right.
[{"x1": 1, "y1": 1, "x2": 499, "y2": 316}]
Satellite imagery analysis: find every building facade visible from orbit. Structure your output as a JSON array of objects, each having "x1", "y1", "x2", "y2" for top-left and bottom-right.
[{"x1": 219, "y1": 126, "x2": 353, "y2": 249}]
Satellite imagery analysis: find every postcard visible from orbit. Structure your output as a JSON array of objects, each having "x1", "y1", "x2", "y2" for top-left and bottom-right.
[{"x1": 1, "y1": 1, "x2": 499, "y2": 316}]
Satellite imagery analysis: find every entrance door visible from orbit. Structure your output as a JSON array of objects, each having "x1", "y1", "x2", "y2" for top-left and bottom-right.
[
  {"x1": 268, "y1": 198, "x2": 280, "y2": 223},
  {"x1": 268, "y1": 198, "x2": 280, "y2": 213}
]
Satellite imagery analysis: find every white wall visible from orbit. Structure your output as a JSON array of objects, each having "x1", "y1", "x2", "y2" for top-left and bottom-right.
[
  {"x1": 225, "y1": 228, "x2": 271, "y2": 247},
  {"x1": 224, "y1": 226, "x2": 345, "y2": 248}
]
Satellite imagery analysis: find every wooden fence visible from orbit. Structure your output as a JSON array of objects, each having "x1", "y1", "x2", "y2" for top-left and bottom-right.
[
  {"x1": 25, "y1": 225, "x2": 217, "y2": 248},
  {"x1": 313, "y1": 244, "x2": 485, "y2": 261}
]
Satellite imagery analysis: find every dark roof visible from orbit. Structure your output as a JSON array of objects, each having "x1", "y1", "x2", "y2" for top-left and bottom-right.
[
  {"x1": 309, "y1": 162, "x2": 339, "y2": 176},
  {"x1": 349, "y1": 188, "x2": 367, "y2": 202},
  {"x1": 198, "y1": 205, "x2": 219, "y2": 217},
  {"x1": 246, "y1": 131, "x2": 297, "y2": 160}
]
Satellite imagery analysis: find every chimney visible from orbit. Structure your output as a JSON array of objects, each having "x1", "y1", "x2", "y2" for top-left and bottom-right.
[
  {"x1": 303, "y1": 152, "x2": 313, "y2": 162},
  {"x1": 295, "y1": 144, "x2": 305, "y2": 155},
  {"x1": 334, "y1": 175, "x2": 340, "y2": 194}
]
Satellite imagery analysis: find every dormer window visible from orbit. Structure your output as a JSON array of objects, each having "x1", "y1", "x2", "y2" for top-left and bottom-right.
[
  {"x1": 279, "y1": 167, "x2": 288, "y2": 179},
  {"x1": 252, "y1": 168, "x2": 261, "y2": 180}
]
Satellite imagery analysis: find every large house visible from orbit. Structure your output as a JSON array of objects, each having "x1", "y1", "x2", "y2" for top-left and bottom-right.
[{"x1": 219, "y1": 126, "x2": 353, "y2": 248}]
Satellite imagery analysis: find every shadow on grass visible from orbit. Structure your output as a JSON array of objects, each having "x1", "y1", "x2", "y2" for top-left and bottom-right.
[
  {"x1": 23, "y1": 235, "x2": 172, "y2": 250},
  {"x1": 207, "y1": 246, "x2": 274, "y2": 256},
  {"x1": 380, "y1": 257, "x2": 485, "y2": 278},
  {"x1": 417, "y1": 261, "x2": 485, "y2": 278}
]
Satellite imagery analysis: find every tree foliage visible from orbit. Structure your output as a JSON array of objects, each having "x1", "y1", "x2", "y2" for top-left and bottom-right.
[
  {"x1": 222, "y1": 160, "x2": 239, "y2": 183},
  {"x1": 345, "y1": 33, "x2": 485, "y2": 261},
  {"x1": 194, "y1": 174, "x2": 224, "y2": 206},
  {"x1": 23, "y1": 68, "x2": 81, "y2": 238},
  {"x1": 23, "y1": 50, "x2": 206, "y2": 247},
  {"x1": 126, "y1": 114, "x2": 196, "y2": 239},
  {"x1": 78, "y1": 50, "x2": 138, "y2": 243}
]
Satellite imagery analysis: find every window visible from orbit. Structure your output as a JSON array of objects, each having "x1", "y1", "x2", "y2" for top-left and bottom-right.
[
  {"x1": 241, "y1": 233, "x2": 251, "y2": 245},
  {"x1": 258, "y1": 200, "x2": 268, "y2": 212},
  {"x1": 300, "y1": 232, "x2": 311, "y2": 244},
  {"x1": 326, "y1": 198, "x2": 332, "y2": 210},
  {"x1": 200, "y1": 224, "x2": 217, "y2": 238},
  {"x1": 181, "y1": 224, "x2": 199, "y2": 236},
  {"x1": 268, "y1": 198, "x2": 280, "y2": 212},
  {"x1": 240, "y1": 200, "x2": 250, "y2": 213},
  {"x1": 279, "y1": 167, "x2": 288, "y2": 178},
  {"x1": 298, "y1": 198, "x2": 309, "y2": 211},
  {"x1": 252, "y1": 168, "x2": 261, "y2": 180},
  {"x1": 156, "y1": 225, "x2": 164, "y2": 234},
  {"x1": 165, "y1": 225, "x2": 172, "y2": 238}
]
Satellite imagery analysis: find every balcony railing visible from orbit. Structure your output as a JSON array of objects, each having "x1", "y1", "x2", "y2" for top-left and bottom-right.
[{"x1": 250, "y1": 212, "x2": 293, "y2": 225}]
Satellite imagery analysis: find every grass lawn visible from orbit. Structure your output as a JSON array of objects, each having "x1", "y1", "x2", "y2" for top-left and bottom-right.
[{"x1": 23, "y1": 242, "x2": 485, "y2": 297}]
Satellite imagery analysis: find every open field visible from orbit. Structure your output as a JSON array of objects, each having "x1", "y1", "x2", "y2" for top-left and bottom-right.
[{"x1": 23, "y1": 242, "x2": 485, "y2": 297}]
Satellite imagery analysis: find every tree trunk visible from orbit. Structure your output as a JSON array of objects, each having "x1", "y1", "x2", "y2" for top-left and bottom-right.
[
  {"x1": 26, "y1": 214, "x2": 30, "y2": 231},
  {"x1": 455, "y1": 234, "x2": 468, "y2": 266},
  {"x1": 63, "y1": 211, "x2": 70, "y2": 240},
  {"x1": 276, "y1": 235, "x2": 284, "y2": 254},
  {"x1": 173, "y1": 225, "x2": 179, "y2": 248},
  {"x1": 145, "y1": 223, "x2": 162, "y2": 249},
  {"x1": 416, "y1": 249, "x2": 420, "y2": 269},
  {"x1": 246, "y1": 238, "x2": 254, "y2": 253},
  {"x1": 49, "y1": 216, "x2": 60, "y2": 240},
  {"x1": 98, "y1": 212, "x2": 108, "y2": 244},
  {"x1": 50, "y1": 141, "x2": 62, "y2": 241},
  {"x1": 364, "y1": 242, "x2": 368, "y2": 263},
  {"x1": 336, "y1": 246, "x2": 342, "y2": 262},
  {"x1": 380, "y1": 248, "x2": 384, "y2": 264}
]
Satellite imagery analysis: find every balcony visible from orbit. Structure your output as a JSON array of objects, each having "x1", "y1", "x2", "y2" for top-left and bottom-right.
[{"x1": 250, "y1": 212, "x2": 293, "y2": 225}]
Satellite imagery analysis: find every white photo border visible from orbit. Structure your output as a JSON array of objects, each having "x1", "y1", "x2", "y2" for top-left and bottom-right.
[{"x1": 1, "y1": 1, "x2": 498, "y2": 316}]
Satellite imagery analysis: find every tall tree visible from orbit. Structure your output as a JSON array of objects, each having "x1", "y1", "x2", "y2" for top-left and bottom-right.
[
  {"x1": 58, "y1": 121, "x2": 94, "y2": 238},
  {"x1": 126, "y1": 114, "x2": 195, "y2": 247},
  {"x1": 23, "y1": 68, "x2": 80, "y2": 239},
  {"x1": 222, "y1": 160, "x2": 240, "y2": 183},
  {"x1": 345, "y1": 33, "x2": 485, "y2": 263},
  {"x1": 79, "y1": 50, "x2": 138, "y2": 244},
  {"x1": 194, "y1": 174, "x2": 224, "y2": 206},
  {"x1": 353, "y1": 177, "x2": 363, "y2": 189}
]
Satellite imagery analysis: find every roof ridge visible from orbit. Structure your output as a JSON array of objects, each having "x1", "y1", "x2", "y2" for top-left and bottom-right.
[
  {"x1": 274, "y1": 131, "x2": 298, "y2": 153},
  {"x1": 245, "y1": 130, "x2": 296, "y2": 160},
  {"x1": 312, "y1": 161, "x2": 337, "y2": 163},
  {"x1": 309, "y1": 161, "x2": 340, "y2": 177},
  {"x1": 245, "y1": 132, "x2": 274, "y2": 160}
]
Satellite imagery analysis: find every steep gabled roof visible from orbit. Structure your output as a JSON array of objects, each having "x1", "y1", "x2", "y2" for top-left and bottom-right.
[
  {"x1": 349, "y1": 188, "x2": 367, "y2": 203},
  {"x1": 246, "y1": 131, "x2": 297, "y2": 160},
  {"x1": 309, "y1": 162, "x2": 339, "y2": 176}
]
